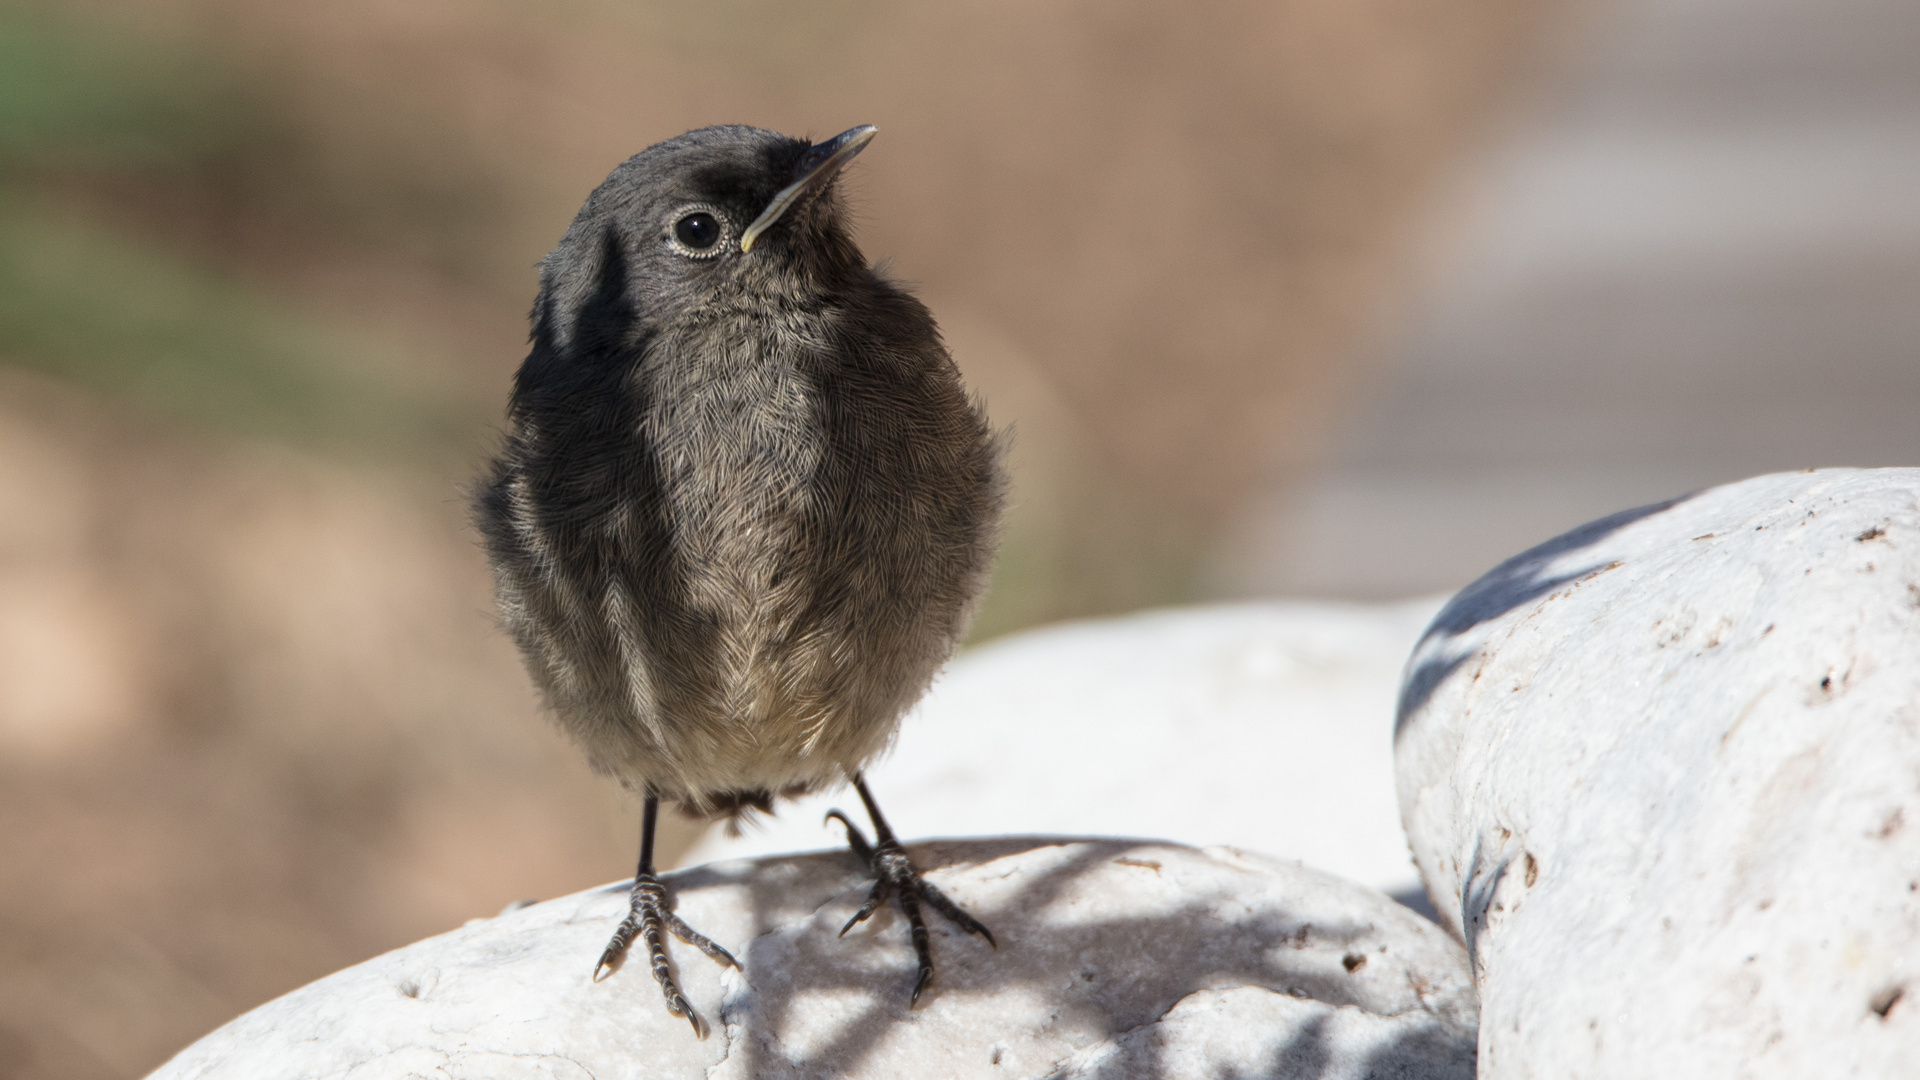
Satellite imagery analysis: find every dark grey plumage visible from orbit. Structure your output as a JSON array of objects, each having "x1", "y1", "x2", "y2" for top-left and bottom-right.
[{"x1": 473, "y1": 124, "x2": 1004, "y2": 1029}]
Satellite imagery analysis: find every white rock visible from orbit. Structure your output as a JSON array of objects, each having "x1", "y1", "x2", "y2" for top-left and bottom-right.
[
  {"x1": 150, "y1": 839, "x2": 1476, "y2": 1080},
  {"x1": 1396, "y1": 467, "x2": 1920, "y2": 1076},
  {"x1": 689, "y1": 601, "x2": 1444, "y2": 896}
]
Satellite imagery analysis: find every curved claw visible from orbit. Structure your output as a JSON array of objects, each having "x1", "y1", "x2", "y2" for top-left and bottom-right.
[
  {"x1": 593, "y1": 915, "x2": 640, "y2": 980},
  {"x1": 825, "y1": 809, "x2": 875, "y2": 862},
  {"x1": 839, "y1": 878, "x2": 892, "y2": 937},
  {"x1": 911, "y1": 965, "x2": 934, "y2": 1007},
  {"x1": 830, "y1": 788, "x2": 995, "y2": 1009},
  {"x1": 597, "y1": 873, "x2": 728, "y2": 1037},
  {"x1": 665, "y1": 909, "x2": 741, "y2": 970},
  {"x1": 921, "y1": 881, "x2": 997, "y2": 948}
]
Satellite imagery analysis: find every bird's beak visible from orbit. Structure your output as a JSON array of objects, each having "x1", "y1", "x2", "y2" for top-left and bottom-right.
[{"x1": 739, "y1": 125, "x2": 878, "y2": 253}]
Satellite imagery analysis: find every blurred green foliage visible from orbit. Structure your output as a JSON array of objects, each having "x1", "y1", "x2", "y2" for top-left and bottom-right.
[
  {"x1": 0, "y1": 198, "x2": 470, "y2": 459},
  {"x1": 0, "y1": 4, "x2": 237, "y2": 175},
  {"x1": 0, "y1": 3, "x2": 492, "y2": 463}
]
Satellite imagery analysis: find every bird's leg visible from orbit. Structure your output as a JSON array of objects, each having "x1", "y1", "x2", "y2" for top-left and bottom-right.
[
  {"x1": 825, "y1": 772, "x2": 994, "y2": 1006},
  {"x1": 597, "y1": 791, "x2": 738, "y2": 1036}
]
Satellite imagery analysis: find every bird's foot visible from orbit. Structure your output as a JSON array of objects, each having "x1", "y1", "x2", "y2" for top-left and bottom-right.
[
  {"x1": 826, "y1": 809, "x2": 995, "y2": 1006},
  {"x1": 596, "y1": 871, "x2": 739, "y2": 1037}
]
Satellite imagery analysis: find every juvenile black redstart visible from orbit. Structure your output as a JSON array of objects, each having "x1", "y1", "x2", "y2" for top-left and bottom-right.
[{"x1": 474, "y1": 124, "x2": 1004, "y2": 1034}]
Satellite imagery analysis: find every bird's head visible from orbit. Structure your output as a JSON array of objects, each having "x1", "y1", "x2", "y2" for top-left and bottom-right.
[{"x1": 536, "y1": 124, "x2": 878, "y2": 340}]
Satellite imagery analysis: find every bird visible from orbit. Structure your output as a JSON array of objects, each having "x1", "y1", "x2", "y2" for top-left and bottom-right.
[{"x1": 473, "y1": 124, "x2": 1005, "y2": 1035}]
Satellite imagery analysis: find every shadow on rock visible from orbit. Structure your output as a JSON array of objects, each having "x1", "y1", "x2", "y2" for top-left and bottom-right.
[{"x1": 696, "y1": 836, "x2": 1477, "y2": 1079}]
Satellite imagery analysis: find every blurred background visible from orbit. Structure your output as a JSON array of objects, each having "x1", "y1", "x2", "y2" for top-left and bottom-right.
[{"x1": 0, "y1": 0, "x2": 1914, "y2": 1074}]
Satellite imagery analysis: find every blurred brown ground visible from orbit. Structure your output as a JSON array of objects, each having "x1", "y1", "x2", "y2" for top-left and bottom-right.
[{"x1": 0, "y1": 0, "x2": 1551, "y2": 1074}]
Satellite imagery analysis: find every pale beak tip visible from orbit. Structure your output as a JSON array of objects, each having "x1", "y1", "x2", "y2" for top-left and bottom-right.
[{"x1": 739, "y1": 125, "x2": 881, "y2": 255}]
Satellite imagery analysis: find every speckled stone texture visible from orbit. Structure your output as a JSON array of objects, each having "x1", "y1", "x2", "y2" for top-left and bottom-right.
[
  {"x1": 1397, "y1": 467, "x2": 1920, "y2": 1077},
  {"x1": 149, "y1": 839, "x2": 1476, "y2": 1080}
]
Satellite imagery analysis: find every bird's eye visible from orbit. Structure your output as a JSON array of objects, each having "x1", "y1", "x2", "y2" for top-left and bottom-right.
[{"x1": 673, "y1": 211, "x2": 722, "y2": 251}]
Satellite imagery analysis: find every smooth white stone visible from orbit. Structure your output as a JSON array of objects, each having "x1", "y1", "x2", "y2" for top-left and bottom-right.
[
  {"x1": 150, "y1": 839, "x2": 1475, "y2": 1080},
  {"x1": 1396, "y1": 467, "x2": 1920, "y2": 1076},
  {"x1": 689, "y1": 601, "x2": 1444, "y2": 896}
]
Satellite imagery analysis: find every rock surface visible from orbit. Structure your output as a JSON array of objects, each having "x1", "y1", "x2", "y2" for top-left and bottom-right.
[
  {"x1": 1397, "y1": 467, "x2": 1920, "y2": 1076},
  {"x1": 689, "y1": 601, "x2": 1443, "y2": 896},
  {"x1": 150, "y1": 839, "x2": 1476, "y2": 1080}
]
